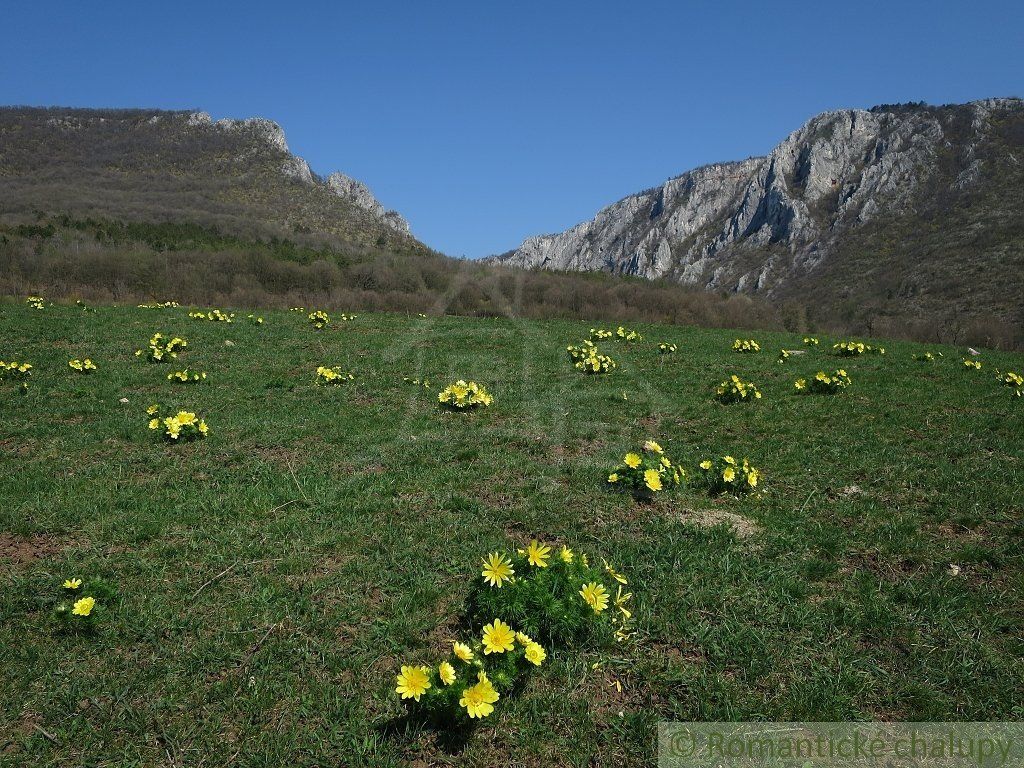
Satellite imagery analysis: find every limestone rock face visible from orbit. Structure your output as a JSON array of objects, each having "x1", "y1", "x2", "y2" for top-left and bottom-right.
[
  {"x1": 325, "y1": 172, "x2": 411, "y2": 235},
  {"x1": 490, "y1": 99, "x2": 1024, "y2": 301}
]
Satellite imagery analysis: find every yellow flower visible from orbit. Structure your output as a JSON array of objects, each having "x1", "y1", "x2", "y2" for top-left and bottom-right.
[
  {"x1": 607, "y1": 473, "x2": 619, "y2": 483},
  {"x1": 395, "y1": 665, "x2": 431, "y2": 701},
  {"x1": 723, "y1": 456, "x2": 736, "y2": 465},
  {"x1": 146, "y1": 404, "x2": 159, "y2": 415},
  {"x1": 459, "y1": 671, "x2": 500, "y2": 719},
  {"x1": 624, "y1": 453, "x2": 642, "y2": 468},
  {"x1": 481, "y1": 552, "x2": 515, "y2": 587},
  {"x1": 525, "y1": 540, "x2": 551, "y2": 568},
  {"x1": 643, "y1": 469, "x2": 663, "y2": 492},
  {"x1": 615, "y1": 585, "x2": 633, "y2": 619},
  {"x1": 579, "y1": 582, "x2": 609, "y2": 613},
  {"x1": 747, "y1": 470, "x2": 759, "y2": 488},
  {"x1": 699, "y1": 460, "x2": 712, "y2": 471},
  {"x1": 452, "y1": 641, "x2": 474, "y2": 663},
  {"x1": 439, "y1": 661, "x2": 456, "y2": 686},
  {"x1": 723, "y1": 467, "x2": 736, "y2": 483},
  {"x1": 524, "y1": 641, "x2": 547, "y2": 666},
  {"x1": 72, "y1": 596, "x2": 96, "y2": 617},
  {"x1": 643, "y1": 440, "x2": 663, "y2": 454},
  {"x1": 481, "y1": 619, "x2": 516, "y2": 654},
  {"x1": 148, "y1": 418, "x2": 160, "y2": 430},
  {"x1": 559, "y1": 545, "x2": 574, "y2": 563},
  {"x1": 63, "y1": 578, "x2": 82, "y2": 590}
]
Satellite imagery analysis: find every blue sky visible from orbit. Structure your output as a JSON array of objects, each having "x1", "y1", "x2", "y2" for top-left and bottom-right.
[{"x1": 2, "y1": 1, "x2": 1022, "y2": 257}]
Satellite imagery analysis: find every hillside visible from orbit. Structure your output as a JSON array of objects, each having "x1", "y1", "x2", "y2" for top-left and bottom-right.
[
  {"x1": 0, "y1": 106, "x2": 419, "y2": 252},
  {"x1": 492, "y1": 99, "x2": 1024, "y2": 343},
  {"x1": 2, "y1": 300, "x2": 1023, "y2": 764}
]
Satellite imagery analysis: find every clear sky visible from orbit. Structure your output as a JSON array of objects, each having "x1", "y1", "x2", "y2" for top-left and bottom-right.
[{"x1": 2, "y1": 1, "x2": 1022, "y2": 257}]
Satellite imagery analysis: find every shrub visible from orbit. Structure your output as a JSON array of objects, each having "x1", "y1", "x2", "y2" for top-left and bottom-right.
[
  {"x1": 567, "y1": 340, "x2": 617, "y2": 374},
  {"x1": 439, "y1": 380, "x2": 493, "y2": 409},
  {"x1": 795, "y1": 369, "x2": 852, "y2": 394},
  {"x1": 715, "y1": 375, "x2": 761, "y2": 403},
  {"x1": 606, "y1": 440, "x2": 684, "y2": 498},
  {"x1": 698, "y1": 455, "x2": 761, "y2": 495}
]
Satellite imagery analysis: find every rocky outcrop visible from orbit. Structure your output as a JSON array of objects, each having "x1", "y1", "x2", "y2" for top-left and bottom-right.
[
  {"x1": 325, "y1": 172, "x2": 411, "y2": 235},
  {"x1": 491, "y1": 99, "x2": 1024, "y2": 304}
]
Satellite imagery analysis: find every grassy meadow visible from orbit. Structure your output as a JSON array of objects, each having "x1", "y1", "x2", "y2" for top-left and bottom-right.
[{"x1": 2, "y1": 299, "x2": 1023, "y2": 766}]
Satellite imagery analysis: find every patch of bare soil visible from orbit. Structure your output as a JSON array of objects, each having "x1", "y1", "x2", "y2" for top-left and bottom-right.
[
  {"x1": 0, "y1": 532, "x2": 66, "y2": 566},
  {"x1": 676, "y1": 507, "x2": 760, "y2": 539}
]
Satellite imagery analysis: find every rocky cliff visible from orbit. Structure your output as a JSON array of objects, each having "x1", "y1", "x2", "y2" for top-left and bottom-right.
[{"x1": 493, "y1": 99, "x2": 1024, "y2": 329}]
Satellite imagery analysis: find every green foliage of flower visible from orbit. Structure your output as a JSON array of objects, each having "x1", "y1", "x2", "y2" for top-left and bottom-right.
[
  {"x1": 658, "y1": 342, "x2": 677, "y2": 354},
  {"x1": 147, "y1": 405, "x2": 209, "y2": 441},
  {"x1": 833, "y1": 340, "x2": 885, "y2": 356},
  {"x1": 315, "y1": 366, "x2": 354, "y2": 386},
  {"x1": 715, "y1": 374, "x2": 762, "y2": 403},
  {"x1": 732, "y1": 338, "x2": 761, "y2": 353},
  {"x1": 439, "y1": 380, "x2": 493, "y2": 409},
  {"x1": 395, "y1": 541, "x2": 633, "y2": 728},
  {"x1": 1, "y1": 360, "x2": 33, "y2": 393},
  {"x1": 68, "y1": 358, "x2": 97, "y2": 374},
  {"x1": 468, "y1": 542, "x2": 634, "y2": 648},
  {"x1": 307, "y1": 310, "x2": 330, "y2": 329},
  {"x1": 607, "y1": 440, "x2": 684, "y2": 498},
  {"x1": 795, "y1": 369, "x2": 852, "y2": 394},
  {"x1": 698, "y1": 455, "x2": 761, "y2": 495},
  {"x1": 189, "y1": 309, "x2": 235, "y2": 323},
  {"x1": 167, "y1": 368, "x2": 207, "y2": 384},
  {"x1": 567, "y1": 340, "x2": 617, "y2": 374},
  {"x1": 52, "y1": 575, "x2": 115, "y2": 634},
  {"x1": 135, "y1": 333, "x2": 187, "y2": 363},
  {"x1": 403, "y1": 376, "x2": 432, "y2": 389}
]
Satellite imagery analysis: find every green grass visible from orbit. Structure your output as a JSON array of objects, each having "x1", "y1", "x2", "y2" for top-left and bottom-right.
[{"x1": 2, "y1": 300, "x2": 1023, "y2": 766}]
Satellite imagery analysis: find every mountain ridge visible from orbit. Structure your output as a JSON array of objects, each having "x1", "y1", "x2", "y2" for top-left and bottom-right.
[{"x1": 490, "y1": 98, "x2": 1024, "y2": 334}]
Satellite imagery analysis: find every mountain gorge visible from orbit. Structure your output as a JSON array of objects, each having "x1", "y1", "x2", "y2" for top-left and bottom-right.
[{"x1": 492, "y1": 99, "x2": 1024, "y2": 338}]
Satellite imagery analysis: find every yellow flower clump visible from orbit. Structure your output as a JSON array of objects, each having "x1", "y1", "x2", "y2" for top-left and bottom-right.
[
  {"x1": 567, "y1": 340, "x2": 617, "y2": 374},
  {"x1": 147, "y1": 406, "x2": 209, "y2": 442},
  {"x1": 438, "y1": 380, "x2": 493, "y2": 409},
  {"x1": 732, "y1": 338, "x2": 761, "y2": 353},
  {"x1": 68, "y1": 359, "x2": 98, "y2": 374},
  {"x1": 716, "y1": 374, "x2": 762, "y2": 403}
]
